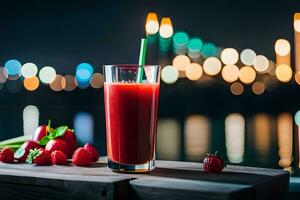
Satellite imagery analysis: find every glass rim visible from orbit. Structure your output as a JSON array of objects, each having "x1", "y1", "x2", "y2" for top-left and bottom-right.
[{"x1": 103, "y1": 64, "x2": 160, "y2": 69}]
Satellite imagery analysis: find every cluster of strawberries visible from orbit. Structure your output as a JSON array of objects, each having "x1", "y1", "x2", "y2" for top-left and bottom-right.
[{"x1": 0, "y1": 123, "x2": 98, "y2": 166}]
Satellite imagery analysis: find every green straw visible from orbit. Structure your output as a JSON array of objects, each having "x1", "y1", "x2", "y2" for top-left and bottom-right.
[{"x1": 137, "y1": 38, "x2": 148, "y2": 83}]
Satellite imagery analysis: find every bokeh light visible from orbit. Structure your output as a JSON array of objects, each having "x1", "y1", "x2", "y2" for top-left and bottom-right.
[
  {"x1": 90, "y1": 73, "x2": 104, "y2": 89},
  {"x1": 0, "y1": 67, "x2": 8, "y2": 84},
  {"x1": 267, "y1": 60, "x2": 276, "y2": 75},
  {"x1": 4, "y1": 59, "x2": 21, "y2": 76},
  {"x1": 225, "y1": 113, "x2": 245, "y2": 163},
  {"x1": 253, "y1": 55, "x2": 269, "y2": 73},
  {"x1": 173, "y1": 32, "x2": 189, "y2": 54},
  {"x1": 275, "y1": 39, "x2": 291, "y2": 56},
  {"x1": 187, "y1": 38, "x2": 203, "y2": 58},
  {"x1": 161, "y1": 65, "x2": 179, "y2": 84},
  {"x1": 275, "y1": 64, "x2": 292, "y2": 82},
  {"x1": 39, "y1": 66, "x2": 56, "y2": 84},
  {"x1": 230, "y1": 82, "x2": 244, "y2": 95},
  {"x1": 172, "y1": 55, "x2": 190, "y2": 72},
  {"x1": 294, "y1": 13, "x2": 300, "y2": 32},
  {"x1": 221, "y1": 64, "x2": 239, "y2": 83},
  {"x1": 239, "y1": 66, "x2": 256, "y2": 84},
  {"x1": 50, "y1": 74, "x2": 66, "y2": 91},
  {"x1": 159, "y1": 17, "x2": 173, "y2": 39},
  {"x1": 185, "y1": 63, "x2": 203, "y2": 81},
  {"x1": 295, "y1": 110, "x2": 300, "y2": 126},
  {"x1": 201, "y1": 42, "x2": 218, "y2": 58},
  {"x1": 277, "y1": 113, "x2": 293, "y2": 168},
  {"x1": 203, "y1": 57, "x2": 222, "y2": 76},
  {"x1": 23, "y1": 76, "x2": 40, "y2": 91},
  {"x1": 21, "y1": 62, "x2": 38, "y2": 78},
  {"x1": 240, "y1": 49, "x2": 256, "y2": 66},
  {"x1": 64, "y1": 75, "x2": 77, "y2": 91},
  {"x1": 184, "y1": 115, "x2": 210, "y2": 160},
  {"x1": 157, "y1": 119, "x2": 181, "y2": 160},
  {"x1": 220, "y1": 48, "x2": 239, "y2": 65},
  {"x1": 252, "y1": 81, "x2": 265, "y2": 95},
  {"x1": 253, "y1": 114, "x2": 272, "y2": 155},
  {"x1": 145, "y1": 12, "x2": 159, "y2": 35},
  {"x1": 74, "y1": 112, "x2": 94, "y2": 144},
  {"x1": 75, "y1": 63, "x2": 94, "y2": 88}
]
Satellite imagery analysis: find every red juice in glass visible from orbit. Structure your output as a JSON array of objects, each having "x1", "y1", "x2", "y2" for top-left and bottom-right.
[{"x1": 103, "y1": 65, "x2": 160, "y2": 172}]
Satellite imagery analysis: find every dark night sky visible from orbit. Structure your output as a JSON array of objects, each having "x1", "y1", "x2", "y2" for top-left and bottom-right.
[{"x1": 0, "y1": 0, "x2": 298, "y2": 73}]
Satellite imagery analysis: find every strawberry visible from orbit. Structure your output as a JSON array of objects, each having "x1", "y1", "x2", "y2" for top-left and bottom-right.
[
  {"x1": 72, "y1": 147, "x2": 92, "y2": 166},
  {"x1": 45, "y1": 139, "x2": 67, "y2": 155},
  {"x1": 0, "y1": 147, "x2": 14, "y2": 163},
  {"x1": 14, "y1": 140, "x2": 40, "y2": 162},
  {"x1": 203, "y1": 151, "x2": 226, "y2": 173},
  {"x1": 51, "y1": 150, "x2": 67, "y2": 165},
  {"x1": 84, "y1": 143, "x2": 99, "y2": 162},
  {"x1": 59, "y1": 129, "x2": 77, "y2": 148},
  {"x1": 26, "y1": 148, "x2": 51, "y2": 166}
]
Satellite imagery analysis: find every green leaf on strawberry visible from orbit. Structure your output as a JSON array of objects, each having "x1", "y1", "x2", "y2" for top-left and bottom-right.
[
  {"x1": 14, "y1": 146, "x2": 25, "y2": 159},
  {"x1": 38, "y1": 136, "x2": 50, "y2": 146},
  {"x1": 49, "y1": 126, "x2": 68, "y2": 139}
]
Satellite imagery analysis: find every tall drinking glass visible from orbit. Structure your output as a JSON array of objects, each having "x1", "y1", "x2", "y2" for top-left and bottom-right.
[{"x1": 103, "y1": 65, "x2": 160, "y2": 173}]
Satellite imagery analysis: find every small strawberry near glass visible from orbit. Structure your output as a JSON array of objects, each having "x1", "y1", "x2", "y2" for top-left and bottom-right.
[
  {"x1": 203, "y1": 151, "x2": 226, "y2": 173},
  {"x1": 0, "y1": 120, "x2": 99, "y2": 167}
]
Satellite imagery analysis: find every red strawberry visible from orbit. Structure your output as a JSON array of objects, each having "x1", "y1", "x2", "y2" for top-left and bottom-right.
[
  {"x1": 0, "y1": 147, "x2": 14, "y2": 163},
  {"x1": 14, "y1": 140, "x2": 40, "y2": 162},
  {"x1": 84, "y1": 143, "x2": 99, "y2": 162},
  {"x1": 51, "y1": 150, "x2": 67, "y2": 165},
  {"x1": 64, "y1": 144, "x2": 76, "y2": 159},
  {"x1": 59, "y1": 129, "x2": 77, "y2": 148},
  {"x1": 72, "y1": 147, "x2": 92, "y2": 166},
  {"x1": 26, "y1": 148, "x2": 51, "y2": 166},
  {"x1": 45, "y1": 139, "x2": 67, "y2": 154},
  {"x1": 203, "y1": 152, "x2": 226, "y2": 173}
]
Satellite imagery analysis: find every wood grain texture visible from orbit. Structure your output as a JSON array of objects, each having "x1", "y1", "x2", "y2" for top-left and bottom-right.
[{"x1": 0, "y1": 158, "x2": 290, "y2": 200}]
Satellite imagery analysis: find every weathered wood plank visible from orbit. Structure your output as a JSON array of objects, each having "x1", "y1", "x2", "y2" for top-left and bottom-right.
[{"x1": 0, "y1": 159, "x2": 290, "y2": 200}]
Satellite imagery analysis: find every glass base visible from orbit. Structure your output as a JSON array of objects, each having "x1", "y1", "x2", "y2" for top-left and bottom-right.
[{"x1": 108, "y1": 159, "x2": 155, "y2": 173}]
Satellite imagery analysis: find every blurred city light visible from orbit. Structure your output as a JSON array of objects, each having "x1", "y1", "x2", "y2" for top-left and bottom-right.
[
  {"x1": 221, "y1": 64, "x2": 239, "y2": 83},
  {"x1": 252, "y1": 81, "x2": 265, "y2": 95},
  {"x1": 173, "y1": 32, "x2": 189, "y2": 55},
  {"x1": 145, "y1": 12, "x2": 159, "y2": 35},
  {"x1": 203, "y1": 57, "x2": 222, "y2": 76},
  {"x1": 277, "y1": 113, "x2": 293, "y2": 168},
  {"x1": 159, "y1": 17, "x2": 173, "y2": 39},
  {"x1": 230, "y1": 82, "x2": 244, "y2": 95},
  {"x1": 220, "y1": 48, "x2": 239, "y2": 65},
  {"x1": 156, "y1": 119, "x2": 181, "y2": 160},
  {"x1": 253, "y1": 114, "x2": 271, "y2": 155},
  {"x1": 39, "y1": 66, "x2": 56, "y2": 84},
  {"x1": 184, "y1": 115, "x2": 210, "y2": 161},
  {"x1": 201, "y1": 42, "x2": 218, "y2": 58},
  {"x1": 0, "y1": 67, "x2": 7, "y2": 84},
  {"x1": 23, "y1": 76, "x2": 40, "y2": 91},
  {"x1": 294, "y1": 13, "x2": 300, "y2": 72},
  {"x1": 253, "y1": 55, "x2": 269, "y2": 73},
  {"x1": 64, "y1": 75, "x2": 77, "y2": 91},
  {"x1": 185, "y1": 63, "x2": 203, "y2": 81},
  {"x1": 225, "y1": 113, "x2": 245, "y2": 163},
  {"x1": 74, "y1": 112, "x2": 94, "y2": 144},
  {"x1": 50, "y1": 74, "x2": 66, "y2": 91},
  {"x1": 161, "y1": 65, "x2": 179, "y2": 84},
  {"x1": 23, "y1": 105, "x2": 39, "y2": 136},
  {"x1": 187, "y1": 37, "x2": 202, "y2": 58},
  {"x1": 21, "y1": 62, "x2": 38, "y2": 78},
  {"x1": 172, "y1": 55, "x2": 190, "y2": 72},
  {"x1": 239, "y1": 66, "x2": 256, "y2": 84},
  {"x1": 275, "y1": 39, "x2": 291, "y2": 66},
  {"x1": 4, "y1": 59, "x2": 22, "y2": 76},
  {"x1": 275, "y1": 64, "x2": 292, "y2": 82},
  {"x1": 240, "y1": 49, "x2": 256, "y2": 66},
  {"x1": 90, "y1": 73, "x2": 104, "y2": 89}
]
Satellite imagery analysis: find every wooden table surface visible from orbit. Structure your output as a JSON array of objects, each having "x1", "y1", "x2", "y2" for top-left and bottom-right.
[{"x1": 0, "y1": 157, "x2": 289, "y2": 200}]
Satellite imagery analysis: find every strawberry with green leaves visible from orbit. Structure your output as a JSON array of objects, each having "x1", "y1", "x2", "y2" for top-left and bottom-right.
[{"x1": 26, "y1": 148, "x2": 51, "y2": 166}]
